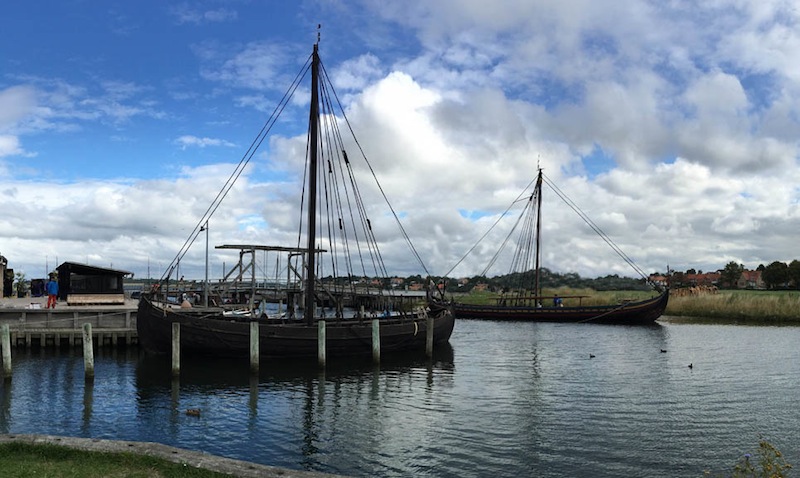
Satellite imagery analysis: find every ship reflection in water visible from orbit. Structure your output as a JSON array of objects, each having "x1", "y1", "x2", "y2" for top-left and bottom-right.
[{"x1": 2, "y1": 320, "x2": 800, "y2": 477}]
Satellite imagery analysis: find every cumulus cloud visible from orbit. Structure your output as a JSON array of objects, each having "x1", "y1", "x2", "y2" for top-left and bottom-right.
[{"x1": 3, "y1": 0, "x2": 800, "y2": 283}]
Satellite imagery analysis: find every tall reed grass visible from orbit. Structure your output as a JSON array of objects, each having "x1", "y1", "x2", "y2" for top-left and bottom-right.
[{"x1": 667, "y1": 290, "x2": 800, "y2": 323}]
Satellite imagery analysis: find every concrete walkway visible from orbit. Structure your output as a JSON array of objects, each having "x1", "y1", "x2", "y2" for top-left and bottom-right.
[
  {"x1": 0, "y1": 434, "x2": 345, "y2": 478},
  {"x1": 0, "y1": 296, "x2": 138, "y2": 310}
]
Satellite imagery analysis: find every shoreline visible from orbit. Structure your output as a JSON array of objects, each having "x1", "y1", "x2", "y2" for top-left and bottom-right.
[{"x1": 0, "y1": 433, "x2": 345, "y2": 478}]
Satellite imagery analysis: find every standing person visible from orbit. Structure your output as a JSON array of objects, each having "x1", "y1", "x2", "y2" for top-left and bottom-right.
[{"x1": 46, "y1": 274, "x2": 59, "y2": 309}]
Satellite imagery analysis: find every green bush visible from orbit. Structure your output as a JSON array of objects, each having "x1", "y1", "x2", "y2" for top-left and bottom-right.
[{"x1": 706, "y1": 438, "x2": 793, "y2": 478}]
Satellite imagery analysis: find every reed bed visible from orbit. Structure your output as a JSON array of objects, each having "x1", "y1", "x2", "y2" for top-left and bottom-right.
[{"x1": 666, "y1": 290, "x2": 800, "y2": 323}]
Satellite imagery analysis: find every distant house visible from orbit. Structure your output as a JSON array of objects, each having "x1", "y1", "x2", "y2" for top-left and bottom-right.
[
  {"x1": 56, "y1": 262, "x2": 133, "y2": 305},
  {"x1": 737, "y1": 270, "x2": 765, "y2": 290},
  {"x1": 407, "y1": 282, "x2": 423, "y2": 291},
  {"x1": 649, "y1": 274, "x2": 668, "y2": 288},
  {"x1": 686, "y1": 272, "x2": 721, "y2": 287}
]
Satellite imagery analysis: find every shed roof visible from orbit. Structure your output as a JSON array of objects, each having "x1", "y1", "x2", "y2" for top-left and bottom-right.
[{"x1": 57, "y1": 262, "x2": 133, "y2": 277}]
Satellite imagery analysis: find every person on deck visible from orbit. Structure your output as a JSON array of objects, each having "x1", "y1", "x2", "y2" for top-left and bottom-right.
[
  {"x1": 45, "y1": 275, "x2": 59, "y2": 309},
  {"x1": 553, "y1": 294, "x2": 563, "y2": 307}
]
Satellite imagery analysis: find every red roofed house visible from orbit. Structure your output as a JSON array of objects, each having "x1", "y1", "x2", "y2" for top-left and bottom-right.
[{"x1": 737, "y1": 270, "x2": 765, "y2": 290}]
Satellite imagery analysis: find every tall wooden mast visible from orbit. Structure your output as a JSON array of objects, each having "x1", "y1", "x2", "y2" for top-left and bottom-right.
[
  {"x1": 304, "y1": 43, "x2": 320, "y2": 326},
  {"x1": 533, "y1": 168, "x2": 543, "y2": 298}
]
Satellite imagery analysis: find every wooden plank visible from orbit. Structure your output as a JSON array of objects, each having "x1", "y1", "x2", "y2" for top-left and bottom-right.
[{"x1": 66, "y1": 294, "x2": 126, "y2": 306}]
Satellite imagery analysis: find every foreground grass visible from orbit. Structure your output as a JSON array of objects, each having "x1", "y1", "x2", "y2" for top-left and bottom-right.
[
  {"x1": 2, "y1": 438, "x2": 790, "y2": 478},
  {"x1": 453, "y1": 288, "x2": 800, "y2": 324},
  {"x1": 0, "y1": 442, "x2": 229, "y2": 478}
]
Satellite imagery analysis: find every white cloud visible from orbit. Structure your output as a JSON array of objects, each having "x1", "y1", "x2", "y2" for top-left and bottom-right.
[
  {"x1": 175, "y1": 135, "x2": 237, "y2": 149},
  {"x1": 0, "y1": 86, "x2": 37, "y2": 131},
  {"x1": 171, "y1": 4, "x2": 238, "y2": 25},
  {"x1": 4, "y1": 0, "x2": 800, "y2": 284},
  {"x1": 332, "y1": 54, "x2": 384, "y2": 91},
  {"x1": 0, "y1": 135, "x2": 25, "y2": 158},
  {"x1": 198, "y1": 41, "x2": 295, "y2": 91}
]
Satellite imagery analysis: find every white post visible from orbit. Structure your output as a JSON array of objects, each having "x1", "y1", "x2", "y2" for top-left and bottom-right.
[
  {"x1": 171, "y1": 323, "x2": 180, "y2": 377},
  {"x1": 82, "y1": 323, "x2": 94, "y2": 380},
  {"x1": 372, "y1": 318, "x2": 380, "y2": 363},
  {"x1": 318, "y1": 320, "x2": 326, "y2": 367},
  {"x1": 1, "y1": 324, "x2": 11, "y2": 378},
  {"x1": 250, "y1": 321, "x2": 259, "y2": 373},
  {"x1": 426, "y1": 315, "x2": 434, "y2": 357}
]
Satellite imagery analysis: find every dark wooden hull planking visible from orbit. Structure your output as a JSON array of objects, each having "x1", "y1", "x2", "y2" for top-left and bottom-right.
[
  {"x1": 448, "y1": 290, "x2": 669, "y2": 324},
  {"x1": 137, "y1": 296, "x2": 455, "y2": 359}
]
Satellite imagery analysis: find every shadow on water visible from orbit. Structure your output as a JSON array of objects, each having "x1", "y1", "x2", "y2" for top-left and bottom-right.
[
  {"x1": 134, "y1": 342, "x2": 455, "y2": 391},
  {"x1": 18, "y1": 321, "x2": 798, "y2": 477},
  {"x1": 131, "y1": 343, "x2": 456, "y2": 474}
]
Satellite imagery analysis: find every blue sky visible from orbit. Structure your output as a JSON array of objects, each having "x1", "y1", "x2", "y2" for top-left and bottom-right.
[{"x1": 2, "y1": 0, "x2": 800, "y2": 282}]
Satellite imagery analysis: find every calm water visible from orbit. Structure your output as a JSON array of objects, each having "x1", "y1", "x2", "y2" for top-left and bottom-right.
[{"x1": 1, "y1": 318, "x2": 798, "y2": 477}]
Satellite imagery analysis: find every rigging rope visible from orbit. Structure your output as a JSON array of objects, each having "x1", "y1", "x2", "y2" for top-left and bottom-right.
[
  {"x1": 444, "y1": 168, "x2": 656, "y2": 289},
  {"x1": 157, "y1": 47, "x2": 438, "y2": 300},
  {"x1": 540, "y1": 172, "x2": 651, "y2": 283},
  {"x1": 160, "y1": 53, "x2": 314, "y2": 283},
  {"x1": 317, "y1": 60, "x2": 432, "y2": 277},
  {"x1": 443, "y1": 175, "x2": 538, "y2": 278}
]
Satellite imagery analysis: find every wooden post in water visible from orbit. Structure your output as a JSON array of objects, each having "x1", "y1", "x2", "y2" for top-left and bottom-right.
[
  {"x1": 250, "y1": 321, "x2": 259, "y2": 373},
  {"x1": 426, "y1": 315, "x2": 434, "y2": 357},
  {"x1": 372, "y1": 318, "x2": 380, "y2": 363},
  {"x1": 1, "y1": 324, "x2": 11, "y2": 378},
  {"x1": 82, "y1": 323, "x2": 94, "y2": 380},
  {"x1": 318, "y1": 320, "x2": 326, "y2": 367},
  {"x1": 171, "y1": 323, "x2": 180, "y2": 377}
]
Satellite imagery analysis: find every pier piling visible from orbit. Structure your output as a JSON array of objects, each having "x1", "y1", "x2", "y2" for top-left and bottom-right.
[
  {"x1": 249, "y1": 321, "x2": 259, "y2": 373},
  {"x1": 2, "y1": 324, "x2": 11, "y2": 378},
  {"x1": 426, "y1": 315, "x2": 434, "y2": 357},
  {"x1": 82, "y1": 323, "x2": 94, "y2": 380},
  {"x1": 171, "y1": 323, "x2": 180, "y2": 377},
  {"x1": 318, "y1": 320, "x2": 326, "y2": 367},
  {"x1": 372, "y1": 319, "x2": 380, "y2": 363}
]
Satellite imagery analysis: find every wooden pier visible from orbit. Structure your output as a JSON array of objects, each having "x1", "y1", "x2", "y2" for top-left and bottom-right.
[{"x1": 0, "y1": 298, "x2": 138, "y2": 349}]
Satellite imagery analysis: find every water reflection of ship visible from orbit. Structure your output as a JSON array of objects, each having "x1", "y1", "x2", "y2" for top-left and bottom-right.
[
  {"x1": 135, "y1": 342, "x2": 454, "y2": 392},
  {"x1": 134, "y1": 344, "x2": 454, "y2": 468}
]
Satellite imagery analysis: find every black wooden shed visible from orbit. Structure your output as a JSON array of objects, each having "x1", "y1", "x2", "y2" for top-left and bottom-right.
[{"x1": 56, "y1": 262, "x2": 133, "y2": 305}]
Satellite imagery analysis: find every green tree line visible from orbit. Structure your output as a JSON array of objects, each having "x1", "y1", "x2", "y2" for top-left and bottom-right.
[{"x1": 718, "y1": 259, "x2": 800, "y2": 290}]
